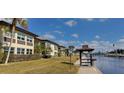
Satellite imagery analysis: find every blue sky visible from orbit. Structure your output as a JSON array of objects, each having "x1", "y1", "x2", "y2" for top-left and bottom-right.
[{"x1": 28, "y1": 18, "x2": 124, "y2": 52}]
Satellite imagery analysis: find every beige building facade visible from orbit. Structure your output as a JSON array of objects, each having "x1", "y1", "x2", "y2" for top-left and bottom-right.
[
  {"x1": 0, "y1": 21, "x2": 38, "y2": 55},
  {"x1": 42, "y1": 39, "x2": 59, "y2": 56}
]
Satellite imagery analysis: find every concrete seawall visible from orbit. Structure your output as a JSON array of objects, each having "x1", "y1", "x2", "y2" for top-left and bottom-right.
[
  {"x1": 77, "y1": 66, "x2": 102, "y2": 74},
  {"x1": 75, "y1": 60, "x2": 102, "y2": 74}
]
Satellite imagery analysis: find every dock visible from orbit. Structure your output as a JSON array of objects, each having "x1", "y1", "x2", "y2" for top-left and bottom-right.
[
  {"x1": 75, "y1": 60, "x2": 102, "y2": 74},
  {"x1": 77, "y1": 66, "x2": 102, "y2": 74}
]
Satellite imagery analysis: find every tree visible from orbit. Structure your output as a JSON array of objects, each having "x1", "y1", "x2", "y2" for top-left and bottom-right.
[
  {"x1": 0, "y1": 26, "x2": 4, "y2": 62},
  {"x1": 5, "y1": 18, "x2": 28, "y2": 64},
  {"x1": 43, "y1": 46, "x2": 52, "y2": 55},
  {"x1": 34, "y1": 42, "x2": 45, "y2": 54},
  {"x1": 69, "y1": 46, "x2": 75, "y2": 51},
  {"x1": 68, "y1": 45, "x2": 75, "y2": 71},
  {"x1": 34, "y1": 42, "x2": 52, "y2": 57},
  {"x1": 5, "y1": 18, "x2": 17, "y2": 64}
]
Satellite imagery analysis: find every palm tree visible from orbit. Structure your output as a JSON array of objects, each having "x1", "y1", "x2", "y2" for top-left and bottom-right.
[
  {"x1": 5, "y1": 18, "x2": 28, "y2": 64},
  {"x1": 0, "y1": 27, "x2": 4, "y2": 62},
  {"x1": 5, "y1": 18, "x2": 17, "y2": 64}
]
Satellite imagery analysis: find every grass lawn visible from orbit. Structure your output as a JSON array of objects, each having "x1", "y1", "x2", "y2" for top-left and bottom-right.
[{"x1": 0, "y1": 56, "x2": 79, "y2": 74}]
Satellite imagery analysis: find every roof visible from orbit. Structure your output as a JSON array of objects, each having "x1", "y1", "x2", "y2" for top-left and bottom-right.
[
  {"x1": 59, "y1": 45, "x2": 66, "y2": 48},
  {"x1": 76, "y1": 48, "x2": 94, "y2": 51},
  {"x1": 0, "y1": 21, "x2": 38, "y2": 37},
  {"x1": 42, "y1": 40, "x2": 60, "y2": 46},
  {"x1": 36, "y1": 37, "x2": 60, "y2": 46},
  {"x1": 35, "y1": 37, "x2": 42, "y2": 41},
  {"x1": 76, "y1": 45, "x2": 94, "y2": 52}
]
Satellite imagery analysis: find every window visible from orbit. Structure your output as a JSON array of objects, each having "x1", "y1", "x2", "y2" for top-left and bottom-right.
[
  {"x1": 26, "y1": 49, "x2": 32, "y2": 55},
  {"x1": 4, "y1": 32, "x2": 15, "y2": 38},
  {"x1": 54, "y1": 52, "x2": 57, "y2": 55},
  {"x1": 17, "y1": 48, "x2": 20, "y2": 54},
  {"x1": 4, "y1": 37, "x2": 15, "y2": 43},
  {"x1": 4, "y1": 47, "x2": 14, "y2": 54},
  {"x1": 21, "y1": 49, "x2": 25, "y2": 54},
  {"x1": 17, "y1": 48, "x2": 25, "y2": 55},
  {"x1": 26, "y1": 49, "x2": 29, "y2": 54},
  {"x1": 17, "y1": 33, "x2": 25, "y2": 41},
  {"x1": 54, "y1": 45, "x2": 58, "y2": 50},
  {"x1": 27, "y1": 36, "x2": 33, "y2": 43},
  {"x1": 30, "y1": 49, "x2": 32, "y2": 54},
  {"x1": 4, "y1": 37, "x2": 7, "y2": 42}
]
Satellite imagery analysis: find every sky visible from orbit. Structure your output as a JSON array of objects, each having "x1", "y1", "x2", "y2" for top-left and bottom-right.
[{"x1": 28, "y1": 18, "x2": 124, "y2": 52}]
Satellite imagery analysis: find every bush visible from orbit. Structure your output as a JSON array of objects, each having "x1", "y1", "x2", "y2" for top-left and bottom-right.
[
  {"x1": 0, "y1": 52, "x2": 4, "y2": 63},
  {"x1": 1, "y1": 54, "x2": 42, "y2": 63},
  {"x1": 42, "y1": 54, "x2": 51, "y2": 58},
  {"x1": 42, "y1": 51, "x2": 51, "y2": 58}
]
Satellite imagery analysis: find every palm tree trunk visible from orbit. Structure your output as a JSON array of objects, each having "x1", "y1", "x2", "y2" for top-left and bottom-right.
[{"x1": 5, "y1": 18, "x2": 17, "y2": 64}]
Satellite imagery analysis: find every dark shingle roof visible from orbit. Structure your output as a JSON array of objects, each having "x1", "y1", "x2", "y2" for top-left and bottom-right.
[{"x1": 36, "y1": 37, "x2": 61, "y2": 46}]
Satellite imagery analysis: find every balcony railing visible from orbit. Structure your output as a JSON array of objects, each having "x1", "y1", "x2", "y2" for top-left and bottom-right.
[
  {"x1": 17, "y1": 40, "x2": 25, "y2": 45},
  {"x1": 27, "y1": 42, "x2": 33, "y2": 46},
  {"x1": 4, "y1": 37, "x2": 16, "y2": 43}
]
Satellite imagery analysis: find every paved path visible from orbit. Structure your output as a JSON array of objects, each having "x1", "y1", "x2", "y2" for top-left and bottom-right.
[{"x1": 75, "y1": 60, "x2": 102, "y2": 74}]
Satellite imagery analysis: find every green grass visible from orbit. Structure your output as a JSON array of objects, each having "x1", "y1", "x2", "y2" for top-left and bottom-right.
[{"x1": 0, "y1": 56, "x2": 79, "y2": 74}]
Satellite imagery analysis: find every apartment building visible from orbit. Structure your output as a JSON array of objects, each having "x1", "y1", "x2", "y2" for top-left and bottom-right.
[
  {"x1": 36, "y1": 37, "x2": 59, "y2": 56},
  {"x1": 59, "y1": 45, "x2": 66, "y2": 56},
  {"x1": 0, "y1": 21, "x2": 38, "y2": 55}
]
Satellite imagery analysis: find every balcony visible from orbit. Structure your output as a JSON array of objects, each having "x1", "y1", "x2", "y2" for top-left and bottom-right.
[
  {"x1": 4, "y1": 37, "x2": 16, "y2": 43},
  {"x1": 27, "y1": 42, "x2": 33, "y2": 46},
  {"x1": 17, "y1": 40, "x2": 25, "y2": 45}
]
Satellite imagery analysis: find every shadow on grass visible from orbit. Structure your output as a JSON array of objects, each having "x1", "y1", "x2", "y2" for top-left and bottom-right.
[{"x1": 61, "y1": 62, "x2": 74, "y2": 65}]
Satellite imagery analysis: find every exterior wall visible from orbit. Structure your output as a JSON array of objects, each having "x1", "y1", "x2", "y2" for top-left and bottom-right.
[
  {"x1": 58, "y1": 46, "x2": 66, "y2": 56},
  {"x1": 1, "y1": 25, "x2": 34, "y2": 55},
  {"x1": 60, "y1": 48, "x2": 66, "y2": 56},
  {"x1": 45, "y1": 42, "x2": 59, "y2": 56}
]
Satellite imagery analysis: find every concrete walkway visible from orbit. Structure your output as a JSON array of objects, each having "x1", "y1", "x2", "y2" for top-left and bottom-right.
[{"x1": 75, "y1": 60, "x2": 102, "y2": 74}]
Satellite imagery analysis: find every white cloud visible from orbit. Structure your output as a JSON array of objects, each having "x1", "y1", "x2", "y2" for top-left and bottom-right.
[
  {"x1": 42, "y1": 34, "x2": 56, "y2": 40},
  {"x1": 118, "y1": 38, "x2": 124, "y2": 42},
  {"x1": 80, "y1": 18, "x2": 108, "y2": 22},
  {"x1": 85, "y1": 18, "x2": 94, "y2": 21},
  {"x1": 57, "y1": 40, "x2": 68, "y2": 45},
  {"x1": 71, "y1": 33, "x2": 79, "y2": 38},
  {"x1": 80, "y1": 18, "x2": 94, "y2": 21},
  {"x1": 116, "y1": 38, "x2": 124, "y2": 49},
  {"x1": 53, "y1": 30, "x2": 64, "y2": 37},
  {"x1": 54, "y1": 30, "x2": 63, "y2": 34},
  {"x1": 65, "y1": 20, "x2": 77, "y2": 27},
  {"x1": 57, "y1": 40, "x2": 81, "y2": 46},
  {"x1": 99, "y1": 18, "x2": 108, "y2": 22},
  {"x1": 83, "y1": 40, "x2": 113, "y2": 52},
  {"x1": 57, "y1": 38, "x2": 124, "y2": 52},
  {"x1": 86, "y1": 18, "x2": 94, "y2": 21},
  {"x1": 95, "y1": 35, "x2": 100, "y2": 39}
]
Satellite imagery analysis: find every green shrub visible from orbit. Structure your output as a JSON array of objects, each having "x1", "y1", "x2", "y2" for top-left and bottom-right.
[{"x1": 0, "y1": 50, "x2": 4, "y2": 63}]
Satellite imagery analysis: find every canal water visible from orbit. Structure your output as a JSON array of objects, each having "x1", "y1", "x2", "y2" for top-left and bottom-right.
[{"x1": 95, "y1": 56, "x2": 124, "y2": 74}]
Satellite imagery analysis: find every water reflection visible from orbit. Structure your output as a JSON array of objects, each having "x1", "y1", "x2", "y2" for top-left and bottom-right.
[{"x1": 95, "y1": 56, "x2": 124, "y2": 74}]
